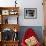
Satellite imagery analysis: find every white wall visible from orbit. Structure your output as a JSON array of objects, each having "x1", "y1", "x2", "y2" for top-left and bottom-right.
[
  {"x1": 17, "y1": 0, "x2": 44, "y2": 26},
  {"x1": 0, "y1": 0, "x2": 44, "y2": 26}
]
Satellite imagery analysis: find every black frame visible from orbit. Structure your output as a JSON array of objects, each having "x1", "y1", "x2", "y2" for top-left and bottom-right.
[{"x1": 24, "y1": 8, "x2": 37, "y2": 19}]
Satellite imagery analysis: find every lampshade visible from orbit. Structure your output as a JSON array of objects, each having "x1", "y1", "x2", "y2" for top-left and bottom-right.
[{"x1": 13, "y1": 28, "x2": 17, "y2": 32}]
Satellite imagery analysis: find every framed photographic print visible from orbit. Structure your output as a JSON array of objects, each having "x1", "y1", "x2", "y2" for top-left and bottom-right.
[
  {"x1": 24, "y1": 8, "x2": 37, "y2": 19},
  {"x1": 2, "y1": 10, "x2": 9, "y2": 15}
]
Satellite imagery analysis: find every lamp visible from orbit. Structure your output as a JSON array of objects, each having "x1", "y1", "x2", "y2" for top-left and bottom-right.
[{"x1": 14, "y1": 28, "x2": 17, "y2": 32}]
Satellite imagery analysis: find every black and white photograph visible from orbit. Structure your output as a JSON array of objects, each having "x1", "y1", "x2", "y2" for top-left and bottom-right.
[{"x1": 24, "y1": 8, "x2": 37, "y2": 19}]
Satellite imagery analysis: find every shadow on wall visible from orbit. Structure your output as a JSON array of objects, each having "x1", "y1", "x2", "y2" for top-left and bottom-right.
[{"x1": 18, "y1": 26, "x2": 43, "y2": 44}]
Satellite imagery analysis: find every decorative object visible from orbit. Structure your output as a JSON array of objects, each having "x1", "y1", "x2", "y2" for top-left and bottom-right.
[
  {"x1": 21, "y1": 28, "x2": 41, "y2": 46},
  {"x1": 2, "y1": 28, "x2": 13, "y2": 41},
  {"x1": 25, "y1": 36, "x2": 38, "y2": 46},
  {"x1": 2, "y1": 16, "x2": 8, "y2": 24},
  {"x1": 9, "y1": 10, "x2": 18, "y2": 15},
  {"x1": 14, "y1": 28, "x2": 17, "y2": 32},
  {"x1": 24, "y1": 8, "x2": 37, "y2": 19},
  {"x1": 15, "y1": 0, "x2": 17, "y2": 7},
  {"x1": 2, "y1": 10, "x2": 9, "y2": 15},
  {"x1": 13, "y1": 32, "x2": 18, "y2": 41},
  {"x1": 5, "y1": 18, "x2": 8, "y2": 24}
]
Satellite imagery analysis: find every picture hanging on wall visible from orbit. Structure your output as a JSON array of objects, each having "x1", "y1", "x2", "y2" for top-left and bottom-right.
[{"x1": 24, "y1": 8, "x2": 37, "y2": 19}]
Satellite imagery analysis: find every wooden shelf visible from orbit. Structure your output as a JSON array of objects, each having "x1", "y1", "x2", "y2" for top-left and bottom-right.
[
  {"x1": 2, "y1": 40, "x2": 19, "y2": 42},
  {"x1": 0, "y1": 24, "x2": 20, "y2": 32},
  {"x1": 0, "y1": 40, "x2": 19, "y2": 46},
  {"x1": 0, "y1": 7, "x2": 19, "y2": 10},
  {"x1": 0, "y1": 7, "x2": 19, "y2": 46}
]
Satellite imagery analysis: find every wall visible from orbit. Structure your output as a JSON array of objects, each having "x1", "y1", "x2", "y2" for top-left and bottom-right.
[
  {"x1": 17, "y1": 0, "x2": 44, "y2": 26},
  {"x1": 0, "y1": 0, "x2": 44, "y2": 26},
  {"x1": 0, "y1": 0, "x2": 44, "y2": 44}
]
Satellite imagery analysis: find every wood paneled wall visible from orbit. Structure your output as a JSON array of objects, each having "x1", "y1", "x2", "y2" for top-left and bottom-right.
[
  {"x1": 43, "y1": 0, "x2": 46, "y2": 26},
  {"x1": 43, "y1": 0, "x2": 46, "y2": 46}
]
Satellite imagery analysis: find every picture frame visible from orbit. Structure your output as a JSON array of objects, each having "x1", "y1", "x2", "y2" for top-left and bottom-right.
[
  {"x1": 2, "y1": 10, "x2": 9, "y2": 15},
  {"x1": 9, "y1": 10, "x2": 18, "y2": 15},
  {"x1": 24, "y1": 8, "x2": 37, "y2": 19}
]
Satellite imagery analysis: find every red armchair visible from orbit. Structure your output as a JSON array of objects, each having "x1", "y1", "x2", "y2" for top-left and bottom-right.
[{"x1": 21, "y1": 28, "x2": 41, "y2": 46}]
